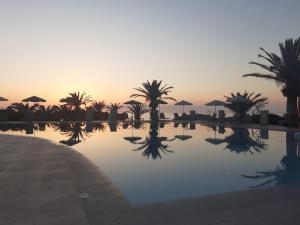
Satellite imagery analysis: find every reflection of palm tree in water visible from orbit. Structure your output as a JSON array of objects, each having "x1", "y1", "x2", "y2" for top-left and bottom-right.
[
  {"x1": 242, "y1": 132, "x2": 300, "y2": 187},
  {"x1": 53, "y1": 123, "x2": 91, "y2": 146},
  {"x1": 223, "y1": 128, "x2": 267, "y2": 155},
  {"x1": 93, "y1": 123, "x2": 105, "y2": 132},
  {"x1": 134, "y1": 121, "x2": 175, "y2": 159}
]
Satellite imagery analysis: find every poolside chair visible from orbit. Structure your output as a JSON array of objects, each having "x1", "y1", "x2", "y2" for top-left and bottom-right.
[
  {"x1": 160, "y1": 113, "x2": 170, "y2": 121},
  {"x1": 174, "y1": 122, "x2": 179, "y2": 128},
  {"x1": 181, "y1": 113, "x2": 187, "y2": 120},
  {"x1": 189, "y1": 123, "x2": 196, "y2": 130},
  {"x1": 174, "y1": 113, "x2": 180, "y2": 120},
  {"x1": 159, "y1": 122, "x2": 166, "y2": 128},
  {"x1": 123, "y1": 122, "x2": 129, "y2": 129},
  {"x1": 189, "y1": 110, "x2": 196, "y2": 120},
  {"x1": 181, "y1": 122, "x2": 188, "y2": 128}
]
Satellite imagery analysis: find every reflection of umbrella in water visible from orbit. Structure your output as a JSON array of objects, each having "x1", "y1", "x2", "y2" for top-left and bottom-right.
[
  {"x1": 123, "y1": 121, "x2": 142, "y2": 143},
  {"x1": 174, "y1": 126, "x2": 193, "y2": 141},
  {"x1": 175, "y1": 100, "x2": 192, "y2": 113},
  {"x1": 123, "y1": 136, "x2": 142, "y2": 143},
  {"x1": 205, "y1": 100, "x2": 226, "y2": 114},
  {"x1": 205, "y1": 138, "x2": 224, "y2": 145},
  {"x1": 175, "y1": 134, "x2": 193, "y2": 141},
  {"x1": 204, "y1": 125, "x2": 223, "y2": 145}
]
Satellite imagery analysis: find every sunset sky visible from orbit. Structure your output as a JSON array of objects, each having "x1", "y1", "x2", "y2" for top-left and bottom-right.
[{"x1": 1, "y1": 0, "x2": 299, "y2": 114}]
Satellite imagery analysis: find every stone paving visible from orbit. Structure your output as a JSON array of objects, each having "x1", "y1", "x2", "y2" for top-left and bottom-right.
[{"x1": 1, "y1": 134, "x2": 300, "y2": 225}]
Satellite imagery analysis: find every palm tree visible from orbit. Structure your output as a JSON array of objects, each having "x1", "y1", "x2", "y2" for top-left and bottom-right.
[
  {"x1": 131, "y1": 80, "x2": 176, "y2": 121},
  {"x1": 60, "y1": 91, "x2": 92, "y2": 112},
  {"x1": 7, "y1": 102, "x2": 37, "y2": 113},
  {"x1": 91, "y1": 101, "x2": 106, "y2": 113},
  {"x1": 106, "y1": 103, "x2": 124, "y2": 113},
  {"x1": 224, "y1": 91, "x2": 268, "y2": 121},
  {"x1": 242, "y1": 38, "x2": 300, "y2": 126},
  {"x1": 56, "y1": 104, "x2": 73, "y2": 121},
  {"x1": 106, "y1": 103, "x2": 124, "y2": 121},
  {"x1": 127, "y1": 103, "x2": 148, "y2": 121},
  {"x1": 35, "y1": 105, "x2": 59, "y2": 120}
]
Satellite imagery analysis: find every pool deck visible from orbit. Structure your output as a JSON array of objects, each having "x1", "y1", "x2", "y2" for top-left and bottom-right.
[{"x1": 1, "y1": 134, "x2": 300, "y2": 225}]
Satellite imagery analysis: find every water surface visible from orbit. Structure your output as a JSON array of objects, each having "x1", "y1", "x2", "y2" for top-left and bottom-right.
[{"x1": 0, "y1": 122, "x2": 298, "y2": 205}]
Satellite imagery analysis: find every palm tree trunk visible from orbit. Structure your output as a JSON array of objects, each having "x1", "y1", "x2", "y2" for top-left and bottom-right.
[
  {"x1": 298, "y1": 97, "x2": 300, "y2": 114},
  {"x1": 285, "y1": 132, "x2": 298, "y2": 171},
  {"x1": 286, "y1": 94, "x2": 298, "y2": 127},
  {"x1": 150, "y1": 104, "x2": 158, "y2": 122}
]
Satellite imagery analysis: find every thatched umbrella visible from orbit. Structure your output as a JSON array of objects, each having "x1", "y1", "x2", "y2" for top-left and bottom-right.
[
  {"x1": 175, "y1": 100, "x2": 192, "y2": 113},
  {"x1": 22, "y1": 96, "x2": 46, "y2": 106},
  {"x1": 0, "y1": 96, "x2": 8, "y2": 101},
  {"x1": 124, "y1": 100, "x2": 141, "y2": 105},
  {"x1": 205, "y1": 100, "x2": 226, "y2": 114},
  {"x1": 0, "y1": 96, "x2": 8, "y2": 109}
]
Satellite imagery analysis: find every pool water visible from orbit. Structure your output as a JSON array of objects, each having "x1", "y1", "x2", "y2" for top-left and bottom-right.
[{"x1": 0, "y1": 122, "x2": 299, "y2": 205}]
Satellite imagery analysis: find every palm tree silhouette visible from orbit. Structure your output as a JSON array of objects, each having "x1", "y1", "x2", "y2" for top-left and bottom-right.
[
  {"x1": 242, "y1": 132, "x2": 300, "y2": 187},
  {"x1": 224, "y1": 91, "x2": 268, "y2": 121},
  {"x1": 7, "y1": 102, "x2": 38, "y2": 113},
  {"x1": 106, "y1": 103, "x2": 124, "y2": 113},
  {"x1": 131, "y1": 80, "x2": 176, "y2": 121},
  {"x1": 127, "y1": 103, "x2": 148, "y2": 121},
  {"x1": 107, "y1": 103, "x2": 124, "y2": 121},
  {"x1": 35, "y1": 105, "x2": 59, "y2": 120},
  {"x1": 60, "y1": 91, "x2": 92, "y2": 112},
  {"x1": 242, "y1": 38, "x2": 300, "y2": 127},
  {"x1": 89, "y1": 122, "x2": 105, "y2": 132},
  {"x1": 91, "y1": 101, "x2": 106, "y2": 113}
]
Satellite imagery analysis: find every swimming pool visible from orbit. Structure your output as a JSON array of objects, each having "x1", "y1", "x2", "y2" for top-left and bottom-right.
[{"x1": 0, "y1": 122, "x2": 299, "y2": 205}]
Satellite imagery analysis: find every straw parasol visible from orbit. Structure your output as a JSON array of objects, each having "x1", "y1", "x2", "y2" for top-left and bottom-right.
[
  {"x1": 175, "y1": 100, "x2": 192, "y2": 113},
  {"x1": 0, "y1": 96, "x2": 8, "y2": 101},
  {"x1": 205, "y1": 100, "x2": 226, "y2": 114},
  {"x1": 22, "y1": 96, "x2": 46, "y2": 106},
  {"x1": 124, "y1": 100, "x2": 141, "y2": 105}
]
